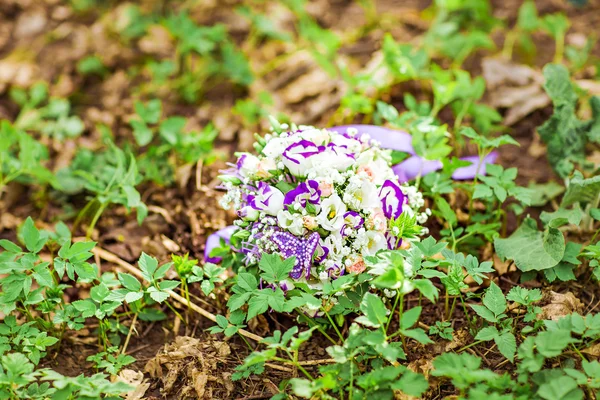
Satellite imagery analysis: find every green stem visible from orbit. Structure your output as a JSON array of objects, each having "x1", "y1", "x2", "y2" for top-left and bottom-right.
[
  {"x1": 502, "y1": 31, "x2": 517, "y2": 60},
  {"x1": 385, "y1": 293, "x2": 401, "y2": 333},
  {"x1": 86, "y1": 202, "x2": 107, "y2": 239},
  {"x1": 324, "y1": 310, "x2": 344, "y2": 343},
  {"x1": 554, "y1": 34, "x2": 565, "y2": 64},
  {"x1": 456, "y1": 340, "x2": 484, "y2": 353}
]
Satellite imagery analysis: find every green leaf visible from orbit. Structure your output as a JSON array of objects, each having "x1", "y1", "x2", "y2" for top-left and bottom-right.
[
  {"x1": 135, "y1": 99, "x2": 162, "y2": 124},
  {"x1": 147, "y1": 287, "x2": 169, "y2": 303},
  {"x1": 412, "y1": 279, "x2": 439, "y2": 302},
  {"x1": 475, "y1": 326, "x2": 498, "y2": 341},
  {"x1": 494, "y1": 218, "x2": 565, "y2": 271},
  {"x1": 391, "y1": 370, "x2": 429, "y2": 397},
  {"x1": 400, "y1": 306, "x2": 422, "y2": 330},
  {"x1": 21, "y1": 217, "x2": 45, "y2": 253},
  {"x1": 402, "y1": 328, "x2": 433, "y2": 344},
  {"x1": 473, "y1": 184, "x2": 494, "y2": 200},
  {"x1": 118, "y1": 273, "x2": 141, "y2": 292},
  {"x1": 236, "y1": 273, "x2": 258, "y2": 292},
  {"x1": 535, "y1": 330, "x2": 576, "y2": 358},
  {"x1": 471, "y1": 304, "x2": 498, "y2": 323},
  {"x1": 435, "y1": 197, "x2": 457, "y2": 227},
  {"x1": 540, "y1": 207, "x2": 583, "y2": 227},
  {"x1": 159, "y1": 117, "x2": 186, "y2": 145},
  {"x1": 528, "y1": 182, "x2": 565, "y2": 207},
  {"x1": 538, "y1": 65, "x2": 595, "y2": 178},
  {"x1": 259, "y1": 254, "x2": 295, "y2": 283},
  {"x1": 483, "y1": 282, "x2": 506, "y2": 316},
  {"x1": 562, "y1": 171, "x2": 600, "y2": 207},
  {"x1": 72, "y1": 299, "x2": 97, "y2": 318},
  {"x1": 247, "y1": 294, "x2": 269, "y2": 321},
  {"x1": 356, "y1": 293, "x2": 388, "y2": 328},
  {"x1": 139, "y1": 253, "x2": 158, "y2": 282},
  {"x1": 0, "y1": 240, "x2": 21, "y2": 253},
  {"x1": 130, "y1": 120, "x2": 153, "y2": 147},
  {"x1": 125, "y1": 291, "x2": 143, "y2": 303},
  {"x1": 537, "y1": 375, "x2": 583, "y2": 400},
  {"x1": 495, "y1": 331, "x2": 516, "y2": 362}
]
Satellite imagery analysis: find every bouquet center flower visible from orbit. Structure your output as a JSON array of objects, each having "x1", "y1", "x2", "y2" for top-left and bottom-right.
[{"x1": 218, "y1": 124, "x2": 429, "y2": 283}]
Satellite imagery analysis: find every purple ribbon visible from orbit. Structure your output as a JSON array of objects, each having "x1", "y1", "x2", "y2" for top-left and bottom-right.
[
  {"x1": 203, "y1": 125, "x2": 498, "y2": 262},
  {"x1": 204, "y1": 225, "x2": 237, "y2": 263}
]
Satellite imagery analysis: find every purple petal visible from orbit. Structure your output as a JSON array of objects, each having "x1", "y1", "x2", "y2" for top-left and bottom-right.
[
  {"x1": 204, "y1": 226, "x2": 237, "y2": 263},
  {"x1": 379, "y1": 180, "x2": 405, "y2": 219},
  {"x1": 329, "y1": 125, "x2": 414, "y2": 153}
]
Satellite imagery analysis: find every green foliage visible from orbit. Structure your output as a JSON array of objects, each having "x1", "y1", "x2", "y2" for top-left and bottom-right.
[
  {"x1": 87, "y1": 346, "x2": 136, "y2": 375},
  {"x1": 129, "y1": 100, "x2": 218, "y2": 185},
  {"x1": 538, "y1": 64, "x2": 600, "y2": 178},
  {"x1": 495, "y1": 217, "x2": 566, "y2": 272},
  {"x1": 11, "y1": 83, "x2": 84, "y2": 141},
  {"x1": 0, "y1": 121, "x2": 57, "y2": 192}
]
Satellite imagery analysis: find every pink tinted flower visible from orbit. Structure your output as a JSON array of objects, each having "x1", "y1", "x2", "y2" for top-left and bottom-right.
[
  {"x1": 367, "y1": 208, "x2": 387, "y2": 232},
  {"x1": 357, "y1": 165, "x2": 375, "y2": 181},
  {"x1": 318, "y1": 180, "x2": 334, "y2": 197},
  {"x1": 346, "y1": 256, "x2": 366, "y2": 274},
  {"x1": 303, "y1": 216, "x2": 318, "y2": 230}
]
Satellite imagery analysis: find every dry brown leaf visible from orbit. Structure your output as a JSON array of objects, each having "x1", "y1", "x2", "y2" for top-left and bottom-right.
[
  {"x1": 0, "y1": 60, "x2": 38, "y2": 89},
  {"x1": 493, "y1": 254, "x2": 512, "y2": 275},
  {"x1": 482, "y1": 58, "x2": 549, "y2": 126},
  {"x1": 582, "y1": 342, "x2": 600, "y2": 358},
  {"x1": 14, "y1": 8, "x2": 47, "y2": 39},
  {"x1": 279, "y1": 68, "x2": 336, "y2": 104},
  {"x1": 192, "y1": 370, "x2": 208, "y2": 398},
  {"x1": 540, "y1": 291, "x2": 584, "y2": 320},
  {"x1": 482, "y1": 58, "x2": 542, "y2": 89},
  {"x1": 116, "y1": 369, "x2": 150, "y2": 400},
  {"x1": 139, "y1": 25, "x2": 173, "y2": 56},
  {"x1": 145, "y1": 336, "x2": 234, "y2": 398}
]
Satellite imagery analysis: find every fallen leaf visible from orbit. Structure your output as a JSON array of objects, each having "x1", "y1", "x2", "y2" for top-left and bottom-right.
[
  {"x1": 540, "y1": 291, "x2": 584, "y2": 320},
  {"x1": 116, "y1": 369, "x2": 150, "y2": 400}
]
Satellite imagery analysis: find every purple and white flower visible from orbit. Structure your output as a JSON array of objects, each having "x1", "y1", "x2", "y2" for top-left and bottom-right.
[
  {"x1": 237, "y1": 154, "x2": 260, "y2": 178},
  {"x1": 340, "y1": 211, "x2": 364, "y2": 236},
  {"x1": 284, "y1": 180, "x2": 321, "y2": 208},
  {"x1": 248, "y1": 182, "x2": 285, "y2": 216},
  {"x1": 379, "y1": 180, "x2": 405, "y2": 220},
  {"x1": 282, "y1": 140, "x2": 324, "y2": 176}
]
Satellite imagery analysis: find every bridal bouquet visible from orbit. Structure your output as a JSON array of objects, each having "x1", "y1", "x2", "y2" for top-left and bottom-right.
[{"x1": 218, "y1": 124, "x2": 429, "y2": 283}]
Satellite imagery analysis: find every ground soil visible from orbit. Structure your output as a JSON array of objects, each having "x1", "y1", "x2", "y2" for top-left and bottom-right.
[{"x1": 1, "y1": 0, "x2": 600, "y2": 398}]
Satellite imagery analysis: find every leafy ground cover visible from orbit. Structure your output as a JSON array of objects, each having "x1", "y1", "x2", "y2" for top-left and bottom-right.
[{"x1": 0, "y1": 0, "x2": 599, "y2": 398}]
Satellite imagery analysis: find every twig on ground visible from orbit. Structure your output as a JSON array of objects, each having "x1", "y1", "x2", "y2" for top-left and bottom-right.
[
  {"x1": 297, "y1": 358, "x2": 336, "y2": 366},
  {"x1": 265, "y1": 363, "x2": 293, "y2": 373},
  {"x1": 121, "y1": 312, "x2": 138, "y2": 355},
  {"x1": 91, "y1": 246, "x2": 264, "y2": 343}
]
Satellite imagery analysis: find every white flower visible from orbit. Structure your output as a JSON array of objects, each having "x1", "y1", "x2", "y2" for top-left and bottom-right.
[
  {"x1": 261, "y1": 136, "x2": 299, "y2": 158},
  {"x1": 317, "y1": 195, "x2": 346, "y2": 232},
  {"x1": 299, "y1": 128, "x2": 330, "y2": 145},
  {"x1": 256, "y1": 158, "x2": 277, "y2": 179},
  {"x1": 362, "y1": 231, "x2": 388, "y2": 255},
  {"x1": 310, "y1": 149, "x2": 355, "y2": 172},
  {"x1": 323, "y1": 232, "x2": 344, "y2": 259},
  {"x1": 237, "y1": 154, "x2": 260, "y2": 178},
  {"x1": 277, "y1": 210, "x2": 306, "y2": 236},
  {"x1": 343, "y1": 179, "x2": 380, "y2": 210}
]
